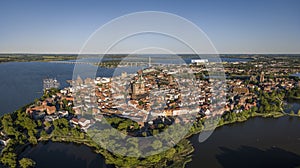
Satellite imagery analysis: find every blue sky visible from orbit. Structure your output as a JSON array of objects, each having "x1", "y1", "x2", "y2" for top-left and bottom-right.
[{"x1": 0, "y1": 0, "x2": 299, "y2": 54}]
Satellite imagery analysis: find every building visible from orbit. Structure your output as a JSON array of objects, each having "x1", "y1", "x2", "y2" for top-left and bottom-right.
[
  {"x1": 46, "y1": 106, "x2": 56, "y2": 115},
  {"x1": 43, "y1": 78, "x2": 60, "y2": 91},
  {"x1": 78, "y1": 118, "x2": 91, "y2": 127},
  {"x1": 168, "y1": 75, "x2": 175, "y2": 85},
  {"x1": 232, "y1": 87, "x2": 249, "y2": 95},
  {"x1": 260, "y1": 72, "x2": 265, "y2": 83},
  {"x1": 250, "y1": 75, "x2": 257, "y2": 82},
  {"x1": 191, "y1": 59, "x2": 208, "y2": 65},
  {"x1": 121, "y1": 72, "x2": 127, "y2": 78},
  {"x1": 131, "y1": 73, "x2": 146, "y2": 99}
]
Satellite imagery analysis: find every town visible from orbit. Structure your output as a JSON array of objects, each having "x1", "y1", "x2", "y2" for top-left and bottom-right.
[
  {"x1": 18, "y1": 56, "x2": 300, "y2": 136},
  {"x1": 1, "y1": 55, "x2": 300, "y2": 168}
]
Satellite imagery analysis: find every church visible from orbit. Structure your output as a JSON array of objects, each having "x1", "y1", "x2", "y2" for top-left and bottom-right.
[{"x1": 131, "y1": 71, "x2": 147, "y2": 99}]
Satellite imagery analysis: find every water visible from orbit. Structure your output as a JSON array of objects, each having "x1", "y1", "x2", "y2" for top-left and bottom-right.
[
  {"x1": 290, "y1": 73, "x2": 300, "y2": 78},
  {"x1": 20, "y1": 116, "x2": 300, "y2": 168},
  {"x1": 0, "y1": 62, "x2": 74, "y2": 115},
  {"x1": 20, "y1": 142, "x2": 108, "y2": 168},
  {"x1": 0, "y1": 62, "x2": 141, "y2": 115},
  {"x1": 187, "y1": 117, "x2": 300, "y2": 168},
  {"x1": 284, "y1": 99, "x2": 300, "y2": 114}
]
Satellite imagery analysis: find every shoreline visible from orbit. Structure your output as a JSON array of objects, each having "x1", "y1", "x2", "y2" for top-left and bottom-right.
[
  {"x1": 1, "y1": 92, "x2": 299, "y2": 167},
  {"x1": 10, "y1": 104, "x2": 298, "y2": 167}
]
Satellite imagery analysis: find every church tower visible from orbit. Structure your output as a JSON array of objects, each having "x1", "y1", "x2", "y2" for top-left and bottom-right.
[
  {"x1": 259, "y1": 71, "x2": 264, "y2": 83},
  {"x1": 132, "y1": 73, "x2": 146, "y2": 99}
]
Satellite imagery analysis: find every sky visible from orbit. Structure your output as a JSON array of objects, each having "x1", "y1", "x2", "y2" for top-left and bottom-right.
[{"x1": 0, "y1": 0, "x2": 299, "y2": 54}]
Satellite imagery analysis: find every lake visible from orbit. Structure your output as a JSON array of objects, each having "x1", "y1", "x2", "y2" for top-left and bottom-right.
[
  {"x1": 20, "y1": 142, "x2": 108, "y2": 168},
  {"x1": 284, "y1": 99, "x2": 300, "y2": 114},
  {"x1": 0, "y1": 62, "x2": 74, "y2": 115},
  {"x1": 290, "y1": 73, "x2": 300, "y2": 78},
  {"x1": 19, "y1": 116, "x2": 300, "y2": 168},
  {"x1": 0, "y1": 61, "x2": 141, "y2": 115},
  {"x1": 187, "y1": 116, "x2": 300, "y2": 168}
]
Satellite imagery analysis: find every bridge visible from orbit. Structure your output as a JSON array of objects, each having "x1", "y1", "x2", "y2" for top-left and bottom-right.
[{"x1": 50, "y1": 60, "x2": 186, "y2": 67}]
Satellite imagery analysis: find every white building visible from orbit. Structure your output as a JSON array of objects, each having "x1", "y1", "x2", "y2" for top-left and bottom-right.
[{"x1": 191, "y1": 59, "x2": 208, "y2": 65}]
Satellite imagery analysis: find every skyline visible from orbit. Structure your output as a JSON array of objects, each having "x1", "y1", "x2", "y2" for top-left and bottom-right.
[{"x1": 0, "y1": 0, "x2": 299, "y2": 54}]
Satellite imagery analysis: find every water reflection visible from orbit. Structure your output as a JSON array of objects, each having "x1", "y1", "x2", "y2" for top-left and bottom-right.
[
  {"x1": 216, "y1": 146, "x2": 300, "y2": 168},
  {"x1": 187, "y1": 117, "x2": 300, "y2": 168},
  {"x1": 20, "y1": 142, "x2": 108, "y2": 168}
]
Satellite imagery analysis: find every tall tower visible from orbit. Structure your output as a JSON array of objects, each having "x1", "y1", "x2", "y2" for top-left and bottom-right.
[
  {"x1": 148, "y1": 56, "x2": 151, "y2": 67},
  {"x1": 260, "y1": 72, "x2": 264, "y2": 83},
  {"x1": 168, "y1": 75, "x2": 174, "y2": 85},
  {"x1": 250, "y1": 75, "x2": 257, "y2": 82},
  {"x1": 132, "y1": 73, "x2": 146, "y2": 98}
]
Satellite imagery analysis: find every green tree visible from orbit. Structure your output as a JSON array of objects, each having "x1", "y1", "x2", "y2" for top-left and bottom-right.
[
  {"x1": 15, "y1": 113, "x2": 37, "y2": 134},
  {"x1": 1, "y1": 114, "x2": 16, "y2": 136},
  {"x1": 165, "y1": 148, "x2": 176, "y2": 159},
  {"x1": 28, "y1": 131, "x2": 37, "y2": 145},
  {"x1": 158, "y1": 123, "x2": 164, "y2": 129},
  {"x1": 40, "y1": 130, "x2": 48, "y2": 138},
  {"x1": 19, "y1": 158, "x2": 36, "y2": 168},
  {"x1": 117, "y1": 122, "x2": 128, "y2": 131},
  {"x1": 152, "y1": 140, "x2": 162, "y2": 150},
  {"x1": 152, "y1": 129, "x2": 159, "y2": 135},
  {"x1": 1, "y1": 152, "x2": 17, "y2": 167},
  {"x1": 145, "y1": 154, "x2": 161, "y2": 163},
  {"x1": 44, "y1": 121, "x2": 51, "y2": 128},
  {"x1": 264, "y1": 103, "x2": 271, "y2": 112},
  {"x1": 142, "y1": 132, "x2": 147, "y2": 137}
]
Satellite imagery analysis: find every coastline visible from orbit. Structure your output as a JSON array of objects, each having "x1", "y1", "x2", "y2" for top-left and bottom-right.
[{"x1": 2, "y1": 99, "x2": 298, "y2": 168}]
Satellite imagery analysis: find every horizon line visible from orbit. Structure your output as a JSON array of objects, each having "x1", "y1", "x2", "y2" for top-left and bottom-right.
[{"x1": 0, "y1": 52, "x2": 300, "y2": 55}]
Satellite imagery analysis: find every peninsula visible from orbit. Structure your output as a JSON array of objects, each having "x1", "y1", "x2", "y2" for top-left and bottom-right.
[{"x1": 1, "y1": 55, "x2": 300, "y2": 168}]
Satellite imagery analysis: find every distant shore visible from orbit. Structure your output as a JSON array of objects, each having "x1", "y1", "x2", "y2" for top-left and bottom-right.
[
  {"x1": 0, "y1": 54, "x2": 77, "y2": 63},
  {"x1": 1, "y1": 53, "x2": 300, "y2": 64}
]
